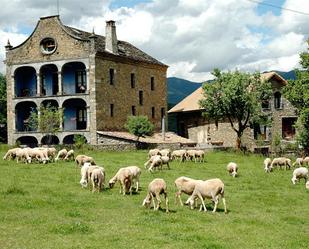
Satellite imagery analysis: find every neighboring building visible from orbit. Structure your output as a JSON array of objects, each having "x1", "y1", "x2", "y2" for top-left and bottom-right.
[
  {"x1": 168, "y1": 72, "x2": 298, "y2": 151},
  {"x1": 4, "y1": 15, "x2": 167, "y2": 146}
]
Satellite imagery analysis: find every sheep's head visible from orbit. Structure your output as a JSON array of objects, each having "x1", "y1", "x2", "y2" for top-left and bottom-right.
[
  {"x1": 109, "y1": 179, "x2": 116, "y2": 189},
  {"x1": 80, "y1": 179, "x2": 88, "y2": 188},
  {"x1": 232, "y1": 171, "x2": 237, "y2": 178},
  {"x1": 142, "y1": 195, "x2": 151, "y2": 208},
  {"x1": 26, "y1": 157, "x2": 32, "y2": 164},
  {"x1": 185, "y1": 197, "x2": 195, "y2": 209},
  {"x1": 291, "y1": 177, "x2": 296, "y2": 185}
]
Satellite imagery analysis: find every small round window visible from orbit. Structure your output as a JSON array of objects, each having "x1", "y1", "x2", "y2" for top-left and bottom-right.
[{"x1": 40, "y1": 38, "x2": 57, "y2": 54}]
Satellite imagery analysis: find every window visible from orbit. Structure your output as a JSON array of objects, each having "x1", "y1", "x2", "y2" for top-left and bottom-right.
[
  {"x1": 110, "y1": 104, "x2": 114, "y2": 117},
  {"x1": 131, "y1": 73, "x2": 135, "y2": 88},
  {"x1": 161, "y1": 107, "x2": 165, "y2": 119},
  {"x1": 253, "y1": 123, "x2": 269, "y2": 140},
  {"x1": 76, "y1": 108, "x2": 87, "y2": 130},
  {"x1": 109, "y1": 68, "x2": 115, "y2": 85},
  {"x1": 40, "y1": 38, "x2": 57, "y2": 54},
  {"x1": 139, "y1": 91, "x2": 143, "y2": 105},
  {"x1": 151, "y1": 107, "x2": 155, "y2": 119},
  {"x1": 150, "y1": 77, "x2": 155, "y2": 91},
  {"x1": 261, "y1": 100, "x2": 270, "y2": 109},
  {"x1": 274, "y1": 92, "x2": 282, "y2": 109},
  {"x1": 132, "y1": 106, "x2": 136, "y2": 116},
  {"x1": 282, "y1": 117, "x2": 297, "y2": 140},
  {"x1": 76, "y1": 70, "x2": 86, "y2": 93}
]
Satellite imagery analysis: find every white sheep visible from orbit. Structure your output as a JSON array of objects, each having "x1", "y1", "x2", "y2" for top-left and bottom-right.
[
  {"x1": 264, "y1": 158, "x2": 272, "y2": 173},
  {"x1": 64, "y1": 149, "x2": 75, "y2": 161},
  {"x1": 144, "y1": 155, "x2": 162, "y2": 172},
  {"x1": 159, "y1": 149, "x2": 171, "y2": 158},
  {"x1": 91, "y1": 168, "x2": 105, "y2": 193},
  {"x1": 15, "y1": 148, "x2": 31, "y2": 164},
  {"x1": 227, "y1": 162, "x2": 238, "y2": 177},
  {"x1": 26, "y1": 148, "x2": 48, "y2": 164},
  {"x1": 142, "y1": 178, "x2": 169, "y2": 213},
  {"x1": 185, "y1": 178, "x2": 227, "y2": 213},
  {"x1": 55, "y1": 149, "x2": 68, "y2": 161},
  {"x1": 194, "y1": 150, "x2": 205, "y2": 163},
  {"x1": 271, "y1": 157, "x2": 291, "y2": 170},
  {"x1": 75, "y1": 154, "x2": 96, "y2": 167},
  {"x1": 80, "y1": 163, "x2": 105, "y2": 188},
  {"x1": 291, "y1": 167, "x2": 308, "y2": 185},
  {"x1": 3, "y1": 148, "x2": 20, "y2": 160},
  {"x1": 123, "y1": 166, "x2": 141, "y2": 193},
  {"x1": 171, "y1": 149, "x2": 187, "y2": 162},
  {"x1": 174, "y1": 176, "x2": 199, "y2": 206},
  {"x1": 303, "y1": 157, "x2": 309, "y2": 166},
  {"x1": 292, "y1": 157, "x2": 303, "y2": 168},
  {"x1": 148, "y1": 149, "x2": 160, "y2": 158},
  {"x1": 109, "y1": 168, "x2": 133, "y2": 195}
]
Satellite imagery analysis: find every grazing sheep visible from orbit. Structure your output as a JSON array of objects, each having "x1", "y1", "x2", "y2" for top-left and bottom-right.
[
  {"x1": 185, "y1": 150, "x2": 197, "y2": 162},
  {"x1": 142, "y1": 178, "x2": 169, "y2": 213},
  {"x1": 174, "y1": 176, "x2": 199, "y2": 206},
  {"x1": 109, "y1": 168, "x2": 132, "y2": 195},
  {"x1": 195, "y1": 150, "x2": 205, "y2": 163},
  {"x1": 3, "y1": 148, "x2": 20, "y2": 160},
  {"x1": 80, "y1": 163, "x2": 90, "y2": 188},
  {"x1": 271, "y1": 157, "x2": 292, "y2": 170},
  {"x1": 26, "y1": 148, "x2": 48, "y2": 164},
  {"x1": 148, "y1": 149, "x2": 160, "y2": 158},
  {"x1": 292, "y1": 157, "x2": 303, "y2": 168},
  {"x1": 55, "y1": 149, "x2": 68, "y2": 161},
  {"x1": 159, "y1": 149, "x2": 171, "y2": 158},
  {"x1": 147, "y1": 155, "x2": 163, "y2": 172},
  {"x1": 171, "y1": 149, "x2": 187, "y2": 162},
  {"x1": 303, "y1": 157, "x2": 309, "y2": 166},
  {"x1": 124, "y1": 166, "x2": 142, "y2": 192},
  {"x1": 47, "y1": 147, "x2": 57, "y2": 161},
  {"x1": 227, "y1": 162, "x2": 238, "y2": 177},
  {"x1": 291, "y1": 167, "x2": 308, "y2": 185},
  {"x1": 64, "y1": 149, "x2": 75, "y2": 161},
  {"x1": 75, "y1": 155, "x2": 96, "y2": 167},
  {"x1": 15, "y1": 148, "x2": 32, "y2": 164},
  {"x1": 91, "y1": 168, "x2": 105, "y2": 193},
  {"x1": 264, "y1": 158, "x2": 272, "y2": 173},
  {"x1": 185, "y1": 178, "x2": 227, "y2": 213}
]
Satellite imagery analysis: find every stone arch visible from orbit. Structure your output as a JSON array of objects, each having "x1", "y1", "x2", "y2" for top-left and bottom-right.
[
  {"x1": 62, "y1": 62, "x2": 87, "y2": 95},
  {"x1": 62, "y1": 98, "x2": 87, "y2": 131},
  {"x1": 16, "y1": 136, "x2": 38, "y2": 148},
  {"x1": 63, "y1": 134, "x2": 87, "y2": 144},
  {"x1": 14, "y1": 66, "x2": 37, "y2": 97},
  {"x1": 41, "y1": 99, "x2": 59, "y2": 108},
  {"x1": 39, "y1": 64, "x2": 59, "y2": 96},
  {"x1": 41, "y1": 135, "x2": 60, "y2": 145},
  {"x1": 15, "y1": 101, "x2": 37, "y2": 131}
]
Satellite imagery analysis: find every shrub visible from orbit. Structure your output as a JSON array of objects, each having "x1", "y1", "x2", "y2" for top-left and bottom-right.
[{"x1": 125, "y1": 115, "x2": 154, "y2": 138}]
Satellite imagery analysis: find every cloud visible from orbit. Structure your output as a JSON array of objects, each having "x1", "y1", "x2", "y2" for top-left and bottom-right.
[{"x1": 0, "y1": 0, "x2": 308, "y2": 82}]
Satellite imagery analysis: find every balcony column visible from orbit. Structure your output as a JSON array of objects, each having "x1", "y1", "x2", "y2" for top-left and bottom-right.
[
  {"x1": 36, "y1": 73, "x2": 41, "y2": 96},
  {"x1": 57, "y1": 71, "x2": 63, "y2": 95},
  {"x1": 86, "y1": 68, "x2": 90, "y2": 94},
  {"x1": 59, "y1": 107, "x2": 63, "y2": 131},
  {"x1": 11, "y1": 75, "x2": 15, "y2": 98},
  {"x1": 37, "y1": 109, "x2": 41, "y2": 132},
  {"x1": 86, "y1": 106, "x2": 90, "y2": 130}
]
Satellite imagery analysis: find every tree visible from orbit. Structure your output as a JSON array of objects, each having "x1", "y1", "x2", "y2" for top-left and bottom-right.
[
  {"x1": 125, "y1": 115, "x2": 154, "y2": 139},
  {"x1": 199, "y1": 69, "x2": 272, "y2": 149},
  {"x1": 283, "y1": 39, "x2": 309, "y2": 153},
  {"x1": 29, "y1": 104, "x2": 63, "y2": 145},
  {"x1": 0, "y1": 74, "x2": 7, "y2": 142}
]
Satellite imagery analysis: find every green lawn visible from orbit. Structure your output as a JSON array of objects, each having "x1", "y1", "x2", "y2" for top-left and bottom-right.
[{"x1": 0, "y1": 146, "x2": 308, "y2": 249}]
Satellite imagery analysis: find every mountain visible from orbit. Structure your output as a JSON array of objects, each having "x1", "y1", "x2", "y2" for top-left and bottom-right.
[{"x1": 167, "y1": 77, "x2": 203, "y2": 106}]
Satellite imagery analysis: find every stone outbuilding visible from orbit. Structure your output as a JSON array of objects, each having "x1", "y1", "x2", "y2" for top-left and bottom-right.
[
  {"x1": 168, "y1": 72, "x2": 298, "y2": 152},
  {"x1": 5, "y1": 15, "x2": 168, "y2": 146}
]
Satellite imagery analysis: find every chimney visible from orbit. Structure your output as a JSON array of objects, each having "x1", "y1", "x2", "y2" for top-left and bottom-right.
[{"x1": 105, "y1": 20, "x2": 118, "y2": 54}]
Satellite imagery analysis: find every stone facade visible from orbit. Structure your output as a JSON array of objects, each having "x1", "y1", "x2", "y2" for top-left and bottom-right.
[{"x1": 5, "y1": 15, "x2": 167, "y2": 146}]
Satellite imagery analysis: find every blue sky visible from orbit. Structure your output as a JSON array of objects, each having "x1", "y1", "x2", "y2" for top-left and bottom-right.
[{"x1": 0, "y1": 0, "x2": 308, "y2": 81}]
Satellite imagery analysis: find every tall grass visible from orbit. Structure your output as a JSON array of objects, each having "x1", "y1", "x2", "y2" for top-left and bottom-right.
[{"x1": 0, "y1": 148, "x2": 308, "y2": 249}]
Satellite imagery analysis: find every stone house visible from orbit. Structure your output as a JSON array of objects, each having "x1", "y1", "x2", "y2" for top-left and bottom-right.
[
  {"x1": 4, "y1": 15, "x2": 167, "y2": 146},
  {"x1": 168, "y1": 72, "x2": 298, "y2": 151}
]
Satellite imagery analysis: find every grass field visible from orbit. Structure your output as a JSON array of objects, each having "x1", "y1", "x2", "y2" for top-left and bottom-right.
[{"x1": 0, "y1": 146, "x2": 308, "y2": 249}]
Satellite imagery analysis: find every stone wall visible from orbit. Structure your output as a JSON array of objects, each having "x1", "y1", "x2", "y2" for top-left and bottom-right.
[{"x1": 95, "y1": 56, "x2": 167, "y2": 131}]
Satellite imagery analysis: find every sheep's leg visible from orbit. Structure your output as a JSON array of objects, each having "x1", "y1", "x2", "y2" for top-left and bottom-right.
[
  {"x1": 167, "y1": 162, "x2": 170, "y2": 170},
  {"x1": 136, "y1": 180, "x2": 139, "y2": 192},
  {"x1": 155, "y1": 193, "x2": 161, "y2": 211},
  {"x1": 164, "y1": 193, "x2": 169, "y2": 213},
  {"x1": 150, "y1": 193, "x2": 156, "y2": 210},
  {"x1": 213, "y1": 196, "x2": 219, "y2": 212},
  {"x1": 197, "y1": 192, "x2": 206, "y2": 212},
  {"x1": 222, "y1": 197, "x2": 227, "y2": 214},
  {"x1": 175, "y1": 192, "x2": 183, "y2": 206}
]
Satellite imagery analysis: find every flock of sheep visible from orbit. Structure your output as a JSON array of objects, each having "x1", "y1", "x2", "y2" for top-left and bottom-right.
[
  {"x1": 3, "y1": 146, "x2": 309, "y2": 213},
  {"x1": 264, "y1": 156, "x2": 309, "y2": 188}
]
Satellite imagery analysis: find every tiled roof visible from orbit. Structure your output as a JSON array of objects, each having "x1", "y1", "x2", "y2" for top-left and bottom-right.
[
  {"x1": 168, "y1": 72, "x2": 287, "y2": 113},
  {"x1": 97, "y1": 131, "x2": 196, "y2": 145},
  {"x1": 63, "y1": 25, "x2": 166, "y2": 67}
]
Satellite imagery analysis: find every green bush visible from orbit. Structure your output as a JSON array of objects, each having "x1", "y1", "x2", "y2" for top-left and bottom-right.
[{"x1": 125, "y1": 115, "x2": 154, "y2": 138}]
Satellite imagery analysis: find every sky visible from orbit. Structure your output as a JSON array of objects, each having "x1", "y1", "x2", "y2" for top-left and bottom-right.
[{"x1": 0, "y1": 0, "x2": 309, "y2": 82}]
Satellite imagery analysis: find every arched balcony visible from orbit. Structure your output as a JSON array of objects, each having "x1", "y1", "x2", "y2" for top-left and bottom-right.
[
  {"x1": 62, "y1": 62, "x2": 87, "y2": 95},
  {"x1": 40, "y1": 64, "x2": 58, "y2": 96},
  {"x1": 15, "y1": 101, "x2": 37, "y2": 132},
  {"x1": 15, "y1": 66, "x2": 37, "y2": 97},
  {"x1": 41, "y1": 135, "x2": 60, "y2": 145},
  {"x1": 63, "y1": 99, "x2": 87, "y2": 131},
  {"x1": 63, "y1": 134, "x2": 87, "y2": 144},
  {"x1": 16, "y1": 136, "x2": 38, "y2": 148},
  {"x1": 41, "y1": 99, "x2": 59, "y2": 108}
]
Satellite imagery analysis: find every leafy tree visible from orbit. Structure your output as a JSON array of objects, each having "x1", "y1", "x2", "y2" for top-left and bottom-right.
[
  {"x1": 0, "y1": 74, "x2": 7, "y2": 142},
  {"x1": 199, "y1": 69, "x2": 272, "y2": 149},
  {"x1": 283, "y1": 39, "x2": 309, "y2": 152},
  {"x1": 125, "y1": 115, "x2": 154, "y2": 139},
  {"x1": 29, "y1": 104, "x2": 63, "y2": 145}
]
